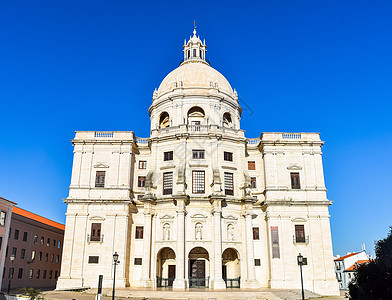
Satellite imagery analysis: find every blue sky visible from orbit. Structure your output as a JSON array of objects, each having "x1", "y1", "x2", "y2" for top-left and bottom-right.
[{"x1": 0, "y1": 0, "x2": 391, "y2": 256}]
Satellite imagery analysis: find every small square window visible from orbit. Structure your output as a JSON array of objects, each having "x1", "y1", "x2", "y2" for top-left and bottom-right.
[
  {"x1": 224, "y1": 151, "x2": 233, "y2": 162},
  {"x1": 135, "y1": 226, "x2": 144, "y2": 239},
  {"x1": 139, "y1": 161, "x2": 147, "y2": 169},
  {"x1": 164, "y1": 151, "x2": 173, "y2": 161},
  {"x1": 88, "y1": 256, "x2": 99, "y2": 264},
  {"x1": 254, "y1": 259, "x2": 261, "y2": 266},
  {"x1": 192, "y1": 150, "x2": 205, "y2": 159},
  {"x1": 248, "y1": 161, "x2": 256, "y2": 170},
  {"x1": 134, "y1": 258, "x2": 142, "y2": 265}
]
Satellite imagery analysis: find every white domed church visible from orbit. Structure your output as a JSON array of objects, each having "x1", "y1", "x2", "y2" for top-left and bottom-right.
[{"x1": 57, "y1": 29, "x2": 339, "y2": 295}]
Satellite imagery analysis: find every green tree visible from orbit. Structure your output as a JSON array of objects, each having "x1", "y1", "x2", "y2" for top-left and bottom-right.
[
  {"x1": 18, "y1": 287, "x2": 44, "y2": 300},
  {"x1": 349, "y1": 227, "x2": 392, "y2": 300}
]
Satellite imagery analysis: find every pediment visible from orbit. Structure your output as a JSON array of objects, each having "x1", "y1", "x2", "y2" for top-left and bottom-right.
[
  {"x1": 90, "y1": 216, "x2": 105, "y2": 221},
  {"x1": 291, "y1": 217, "x2": 307, "y2": 223},
  {"x1": 191, "y1": 213, "x2": 208, "y2": 219},
  {"x1": 287, "y1": 164, "x2": 302, "y2": 170},
  {"x1": 94, "y1": 163, "x2": 109, "y2": 168},
  {"x1": 223, "y1": 215, "x2": 238, "y2": 220},
  {"x1": 160, "y1": 215, "x2": 174, "y2": 220}
]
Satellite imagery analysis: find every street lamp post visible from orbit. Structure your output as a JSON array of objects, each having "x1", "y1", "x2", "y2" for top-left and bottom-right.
[
  {"x1": 112, "y1": 252, "x2": 120, "y2": 300},
  {"x1": 7, "y1": 254, "x2": 15, "y2": 295},
  {"x1": 297, "y1": 253, "x2": 305, "y2": 300}
]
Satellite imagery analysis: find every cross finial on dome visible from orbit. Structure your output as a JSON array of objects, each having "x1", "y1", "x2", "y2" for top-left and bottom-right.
[{"x1": 193, "y1": 20, "x2": 197, "y2": 36}]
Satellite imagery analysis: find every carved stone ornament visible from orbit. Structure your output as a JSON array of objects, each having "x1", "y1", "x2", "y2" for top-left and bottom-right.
[
  {"x1": 94, "y1": 163, "x2": 109, "y2": 168},
  {"x1": 287, "y1": 164, "x2": 302, "y2": 170}
]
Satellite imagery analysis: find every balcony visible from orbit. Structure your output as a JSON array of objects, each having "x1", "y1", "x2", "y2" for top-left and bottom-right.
[
  {"x1": 293, "y1": 235, "x2": 309, "y2": 245},
  {"x1": 87, "y1": 234, "x2": 104, "y2": 243},
  {"x1": 179, "y1": 56, "x2": 210, "y2": 66}
]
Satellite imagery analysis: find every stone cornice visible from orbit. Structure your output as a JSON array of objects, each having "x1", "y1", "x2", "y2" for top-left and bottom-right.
[
  {"x1": 262, "y1": 200, "x2": 332, "y2": 207},
  {"x1": 63, "y1": 198, "x2": 131, "y2": 204}
]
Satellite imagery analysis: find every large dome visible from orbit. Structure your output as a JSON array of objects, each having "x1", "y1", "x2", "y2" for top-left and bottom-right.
[{"x1": 157, "y1": 61, "x2": 234, "y2": 97}]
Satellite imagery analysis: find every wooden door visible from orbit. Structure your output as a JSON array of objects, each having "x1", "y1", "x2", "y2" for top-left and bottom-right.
[{"x1": 168, "y1": 265, "x2": 176, "y2": 286}]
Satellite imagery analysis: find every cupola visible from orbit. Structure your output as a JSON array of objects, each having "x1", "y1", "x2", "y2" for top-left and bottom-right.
[{"x1": 181, "y1": 28, "x2": 208, "y2": 66}]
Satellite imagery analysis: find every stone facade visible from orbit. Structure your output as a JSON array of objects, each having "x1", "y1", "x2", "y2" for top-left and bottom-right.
[{"x1": 57, "y1": 29, "x2": 339, "y2": 296}]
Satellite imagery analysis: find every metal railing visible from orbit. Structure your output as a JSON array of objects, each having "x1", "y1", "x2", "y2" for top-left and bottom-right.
[
  {"x1": 293, "y1": 235, "x2": 309, "y2": 244},
  {"x1": 188, "y1": 276, "x2": 210, "y2": 288},
  {"x1": 156, "y1": 276, "x2": 175, "y2": 287},
  {"x1": 87, "y1": 234, "x2": 104, "y2": 243},
  {"x1": 224, "y1": 276, "x2": 241, "y2": 288}
]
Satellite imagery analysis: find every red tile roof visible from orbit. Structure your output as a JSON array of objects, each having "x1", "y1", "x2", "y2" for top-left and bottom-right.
[
  {"x1": 345, "y1": 260, "x2": 371, "y2": 272},
  {"x1": 334, "y1": 252, "x2": 360, "y2": 261},
  {"x1": 12, "y1": 206, "x2": 65, "y2": 231}
]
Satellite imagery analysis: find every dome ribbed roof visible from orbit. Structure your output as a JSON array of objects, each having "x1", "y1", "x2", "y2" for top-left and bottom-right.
[{"x1": 157, "y1": 61, "x2": 233, "y2": 97}]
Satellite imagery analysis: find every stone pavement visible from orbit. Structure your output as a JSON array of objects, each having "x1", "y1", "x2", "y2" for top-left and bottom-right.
[{"x1": 42, "y1": 288, "x2": 347, "y2": 300}]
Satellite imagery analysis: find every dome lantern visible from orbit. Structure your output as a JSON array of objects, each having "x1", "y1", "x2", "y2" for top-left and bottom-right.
[{"x1": 181, "y1": 26, "x2": 209, "y2": 66}]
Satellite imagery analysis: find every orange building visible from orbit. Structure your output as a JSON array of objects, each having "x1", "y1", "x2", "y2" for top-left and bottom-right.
[{"x1": 1, "y1": 207, "x2": 64, "y2": 291}]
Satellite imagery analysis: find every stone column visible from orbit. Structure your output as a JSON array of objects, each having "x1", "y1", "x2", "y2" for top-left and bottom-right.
[
  {"x1": 211, "y1": 198, "x2": 226, "y2": 289},
  {"x1": 173, "y1": 197, "x2": 187, "y2": 289},
  {"x1": 243, "y1": 203, "x2": 259, "y2": 288},
  {"x1": 139, "y1": 203, "x2": 153, "y2": 287}
]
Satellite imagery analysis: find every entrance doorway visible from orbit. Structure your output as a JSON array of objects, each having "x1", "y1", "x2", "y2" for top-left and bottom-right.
[
  {"x1": 156, "y1": 247, "x2": 176, "y2": 287},
  {"x1": 222, "y1": 248, "x2": 240, "y2": 288},
  {"x1": 188, "y1": 247, "x2": 209, "y2": 288}
]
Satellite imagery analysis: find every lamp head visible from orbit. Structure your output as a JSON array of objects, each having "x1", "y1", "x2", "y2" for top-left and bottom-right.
[
  {"x1": 113, "y1": 252, "x2": 119, "y2": 263},
  {"x1": 297, "y1": 253, "x2": 303, "y2": 264}
]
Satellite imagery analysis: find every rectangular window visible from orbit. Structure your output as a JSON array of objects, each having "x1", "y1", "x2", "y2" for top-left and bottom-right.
[
  {"x1": 45, "y1": 253, "x2": 48, "y2": 262},
  {"x1": 163, "y1": 172, "x2": 173, "y2": 195},
  {"x1": 31, "y1": 250, "x2": 36, "y2": 260},
  {"x1": 39, "y1": 251, "x2": 42, "y2": 261},
  {"x1": 295, "y1": 225, "x2": 306, "y2": 243},
  {"x1": 134, "y1": 258, "x2": 142, "y2": 265},
  {"x1": 164, "y1": 151, "x2": 173, "y2": 161},
  {"x1": 251, "y1": 177, "x2": 257, "y2": 189},
  {"x1": 0, "y1": 211, "x2": 6, "y2": 226},
  {"x1": 192, "y1": 171, "x2": 205, "y2": 194},
  {"x1": 12, "y1": 247, "x2": 17, "y2": 257},
  {"x1": 23, "y1": 232, "x2": 28, "y2": 242},
  {"x1": 51, "y1": 254, "x2": 54, "y2": 263},
  {"x1": 33, "y1": 235, "x2": 38, "y2": 244},
  {"x1": 291, "y1": 172, "x2": 301, "y2": 189},
  {"x1": 253, "y1": 227, "x2": 260, "y2": 240},
  {"x1": 88, "y1": 256, "x2": 99, "y2": 264},
  {"x1": 17, "y1": 268, "x2": 23, "y2": 279},
  {"x1": 43, "y1": 270, "x2": 47, "y2": 279},
  {"x1": 248, "y1": 161, "x2": 256, "y2": 170},
  {"x1": 55, "y1": 270, "x2": 58, "y2": 279},
  {"x1": 5, "y1": 246, "x2": 8, "y2": 257},
  {"x1": 224, "y1": 151, "x2": 233, "y2": 162},
  {"x1": 58, "y1": 241, "x2": 61, "y2": 248},
  {"x1": 47, "y1": 238, "x2": 50, "y2": 246},
  {"x1": 29, "y1": 269, "x2": 33, "y2": 279},
  {"x1": 95, "y1": 171, "x2": 106, "y2": 187},
  {"x1": 56, "y1": 255, "x2": 59, "y2": 263},
  {"x1": 36, "y1": 269, "x2": 40, "y2": 279},
  {"x1": 9, "y1": 229, "x2": 11, "y2": 238},
  {"x1": 2, "y1": 267, "x2": 5, "y2": 278},
  {"x1": 40, "y1": 236, "x2": 44, "y2": 245},
  {"x1": 53, "y1": 239, "x2": 56, "y2": 247},
  {"x1": 271, "y1": 226, "x2": 280, "y2": 259},
  {"x1": 90, "y1": 223, "x2": 102, "y2": 241},
  {"x1": 135, "y1": 226, "x2": 144, "y2": 239},
  {"x1": 14, "y1": 229, "x2": 19, "y2": 240},
  {"x1": 139, "y1": 161, "x2": 147, "y2": 169},
  {"x1": 0, "y1": 236, "x2": 2, "y2": 250},
  {"x1": 254, "y1": 259, "x2": 261, "y2": 266},
  {"x1": 49, "y1": 270, "x2": 52, "y2": 279},
  {"x1": 192, "y1": 150, "x2": 205, "y2": 159},
  {"x1": 224, "y1": 172, "x2": 234, "y2": 196},
  {"x1": 21, "y1": 249, "x2": 25, "y2": 259},
  {"x1": 137, "y1": 176, "x2": 146, "y2": 187}
]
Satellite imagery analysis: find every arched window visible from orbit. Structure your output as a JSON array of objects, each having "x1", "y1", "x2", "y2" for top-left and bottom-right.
[
  {"x1": 159, "y1": 112, "x2": 170, "y2": 128},
  {"x1": 187, "y1": 106, "x2": 205, "y2": 118},
  {"x1": 223, "y1": 112, "x2": 233, "y2": 127}
]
